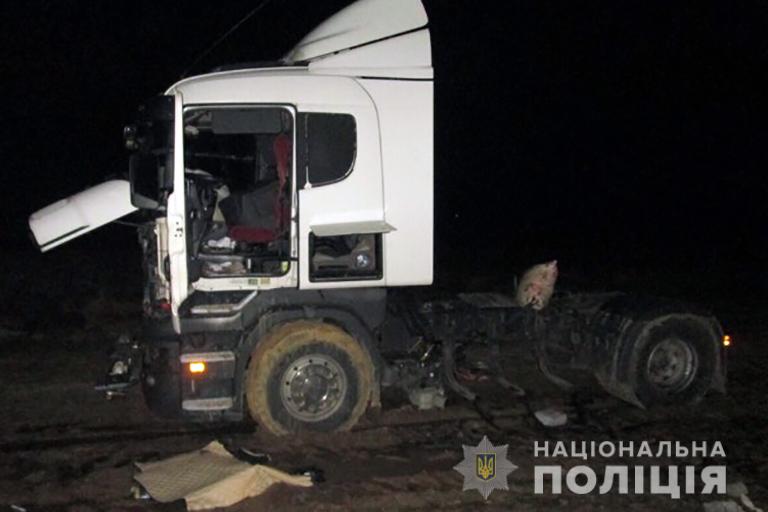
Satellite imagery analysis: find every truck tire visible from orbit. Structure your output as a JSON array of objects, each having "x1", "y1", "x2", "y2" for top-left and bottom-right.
[
  {"x1": 245, "y1": 321, "x2": 374, "y2": 435},
  {"x1": 629, "y1": 316, "x2": 718, "y2": 407}
]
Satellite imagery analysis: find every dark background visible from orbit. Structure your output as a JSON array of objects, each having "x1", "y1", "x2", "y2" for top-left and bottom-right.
[{"x1": 2, "y1": 0, "x2": 767, "y2": 328}]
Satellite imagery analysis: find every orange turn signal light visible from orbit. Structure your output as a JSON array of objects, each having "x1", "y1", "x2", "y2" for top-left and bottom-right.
[
  {"x1": 189, "y1": 362, "x2": 207, "y2": 374},
  {"x1": 723, "y1": 335, "x2": 731, "y2": 348}
]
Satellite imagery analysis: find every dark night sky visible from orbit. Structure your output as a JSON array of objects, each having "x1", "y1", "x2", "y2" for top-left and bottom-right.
[{"x1": 2, "y1": 1, "x2": 768, "y2": 297}]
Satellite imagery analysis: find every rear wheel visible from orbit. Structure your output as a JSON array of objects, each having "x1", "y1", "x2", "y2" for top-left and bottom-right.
[
  {"x1": 630, "y1": 316, "x2": 718, "y2": 407},
  {"x1": 245, "y1": 321, "x2": 373, "y2": 435}
]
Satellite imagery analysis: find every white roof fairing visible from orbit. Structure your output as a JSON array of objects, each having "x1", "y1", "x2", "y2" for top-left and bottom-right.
[
  {"x1": 284, "y1": 0, "x2": 428, "y2": 62},
  {"x1": 283, "y1": 0, "x2": 431, "y2": 79}
]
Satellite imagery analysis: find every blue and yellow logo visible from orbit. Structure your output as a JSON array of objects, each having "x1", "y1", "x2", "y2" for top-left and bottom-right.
[{"x1": 476, "y1": 453, "x2": 496, "y2": 481}]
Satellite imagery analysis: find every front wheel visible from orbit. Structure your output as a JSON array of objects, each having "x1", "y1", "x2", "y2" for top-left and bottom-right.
[{"x1": 245, "y1": 321, "x2": 374, "y2": 435}]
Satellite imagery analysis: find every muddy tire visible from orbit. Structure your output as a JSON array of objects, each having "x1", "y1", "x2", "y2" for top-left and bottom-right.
[
  {"x1": 245, "y1": 321, "x2": 374, "y2": 435},
  {"x1": 630, "y1": 316, "x2": 718, "y2": 407}
]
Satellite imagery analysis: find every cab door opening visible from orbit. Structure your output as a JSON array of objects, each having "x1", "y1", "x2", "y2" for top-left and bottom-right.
[{"x1": 183, "y1": 106, "x2": 294, "y2": 278}]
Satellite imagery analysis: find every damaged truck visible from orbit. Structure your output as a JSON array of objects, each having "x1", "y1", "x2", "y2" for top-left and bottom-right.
[{"x1": 28, "y1": 0, "x2": 725, "y2": 435}]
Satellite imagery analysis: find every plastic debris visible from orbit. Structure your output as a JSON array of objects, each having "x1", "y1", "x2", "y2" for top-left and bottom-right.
[{"x1": 533, "y1": 407, "x2": 568, "y2": 427}]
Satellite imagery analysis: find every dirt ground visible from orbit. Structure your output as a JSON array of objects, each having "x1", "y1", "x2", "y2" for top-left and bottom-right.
[{"x1": 0, "y1": 300, "x2": 766, "y2": 512}]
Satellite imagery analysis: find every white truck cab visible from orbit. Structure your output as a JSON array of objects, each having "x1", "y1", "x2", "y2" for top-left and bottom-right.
[
  {"x1": 29, "y1": 0, "x2": 725, "y2": 435},
  {"x1": 32, "y1": 0, "x2": 434, "y2": 329}
]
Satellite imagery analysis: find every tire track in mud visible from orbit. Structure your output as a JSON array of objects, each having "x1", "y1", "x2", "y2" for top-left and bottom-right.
[
  {"x1": 0, "y1": 403, "x2": 636, "y2": 454},
  {"x1": 0, "y1": 423, "x2": 256, "y2": 453},
  {"x1": 0, "y1": 407, "x2": 528, "y2": 453},
  {"x1": 0, "y1": 386, "x2": 712, "y2": 459}
]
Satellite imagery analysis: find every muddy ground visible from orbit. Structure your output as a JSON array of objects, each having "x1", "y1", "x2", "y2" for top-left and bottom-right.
[{"x1": 0, "y1": 296, "x2": 767, "y2": 512}]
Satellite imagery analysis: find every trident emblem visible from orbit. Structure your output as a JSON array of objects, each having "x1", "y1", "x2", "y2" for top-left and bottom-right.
[{"x1": 476, "y1": 453, "x2": 496, "y2": 481}]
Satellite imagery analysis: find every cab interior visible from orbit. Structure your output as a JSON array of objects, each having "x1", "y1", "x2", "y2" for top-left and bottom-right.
[{"x1": 183, "y1": 107, "x2": 293, "y2": 278}]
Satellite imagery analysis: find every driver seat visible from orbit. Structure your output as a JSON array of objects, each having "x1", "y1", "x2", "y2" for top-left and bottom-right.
[{"x1": 227, "y1": 133, "x2": 291, "y2": 244}]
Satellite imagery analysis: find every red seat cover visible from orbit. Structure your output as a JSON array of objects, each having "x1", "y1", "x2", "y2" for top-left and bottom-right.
[{"x1": 228, "y1": 133, "x2": 291, "y2": 243}]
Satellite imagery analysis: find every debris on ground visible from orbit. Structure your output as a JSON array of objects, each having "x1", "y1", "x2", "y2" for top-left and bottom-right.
[
  {"x1": 409, "y1": 386, "x2": 447, "y2": 410},
  {"x1": 130, "y1": 484, "x2": 151, "y2": 500},
  {"x1": 533, "y1": 407, "x2": 568, "y2": 427},
  {"x1": 703, "y1": 501, "x2": 747, "y2": 512},
  {"x1": 2, "y1": 305, "x2": 767, "y2": 511},
  {"x1": 291, "y1": 466, "x2": 326, "y2": 484},
  {"x1": 724, "y1": 479, "x2": 765, "y2": 512},
  {"x1": 740, "y1": 494, "x2": 765, "y2": 512},
  {"x1": 133, "y1": 440, "x2": 312, "y2": 511},
  {"x1": 237, "y1": 447, "x2": 271, "y2": 465},
  {"x1": 728, "y1": 482, "x2": 750, "y2": 499}
]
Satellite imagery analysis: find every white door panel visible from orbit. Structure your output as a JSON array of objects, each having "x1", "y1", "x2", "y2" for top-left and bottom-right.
[
  {"x1": 298, "y1": 103, "x2": 385, "y2": 289},
  {"x1": 168, "y1": 92, "x2": 189, "y2": 329}
]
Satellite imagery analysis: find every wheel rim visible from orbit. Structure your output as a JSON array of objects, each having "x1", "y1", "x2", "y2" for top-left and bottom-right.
[
  {"x1": 645, "y1": 337, "x2": 697, "y2": 392},
  {"x1": 279, "y1": 353, "x2": 348, "y2": 422}
]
